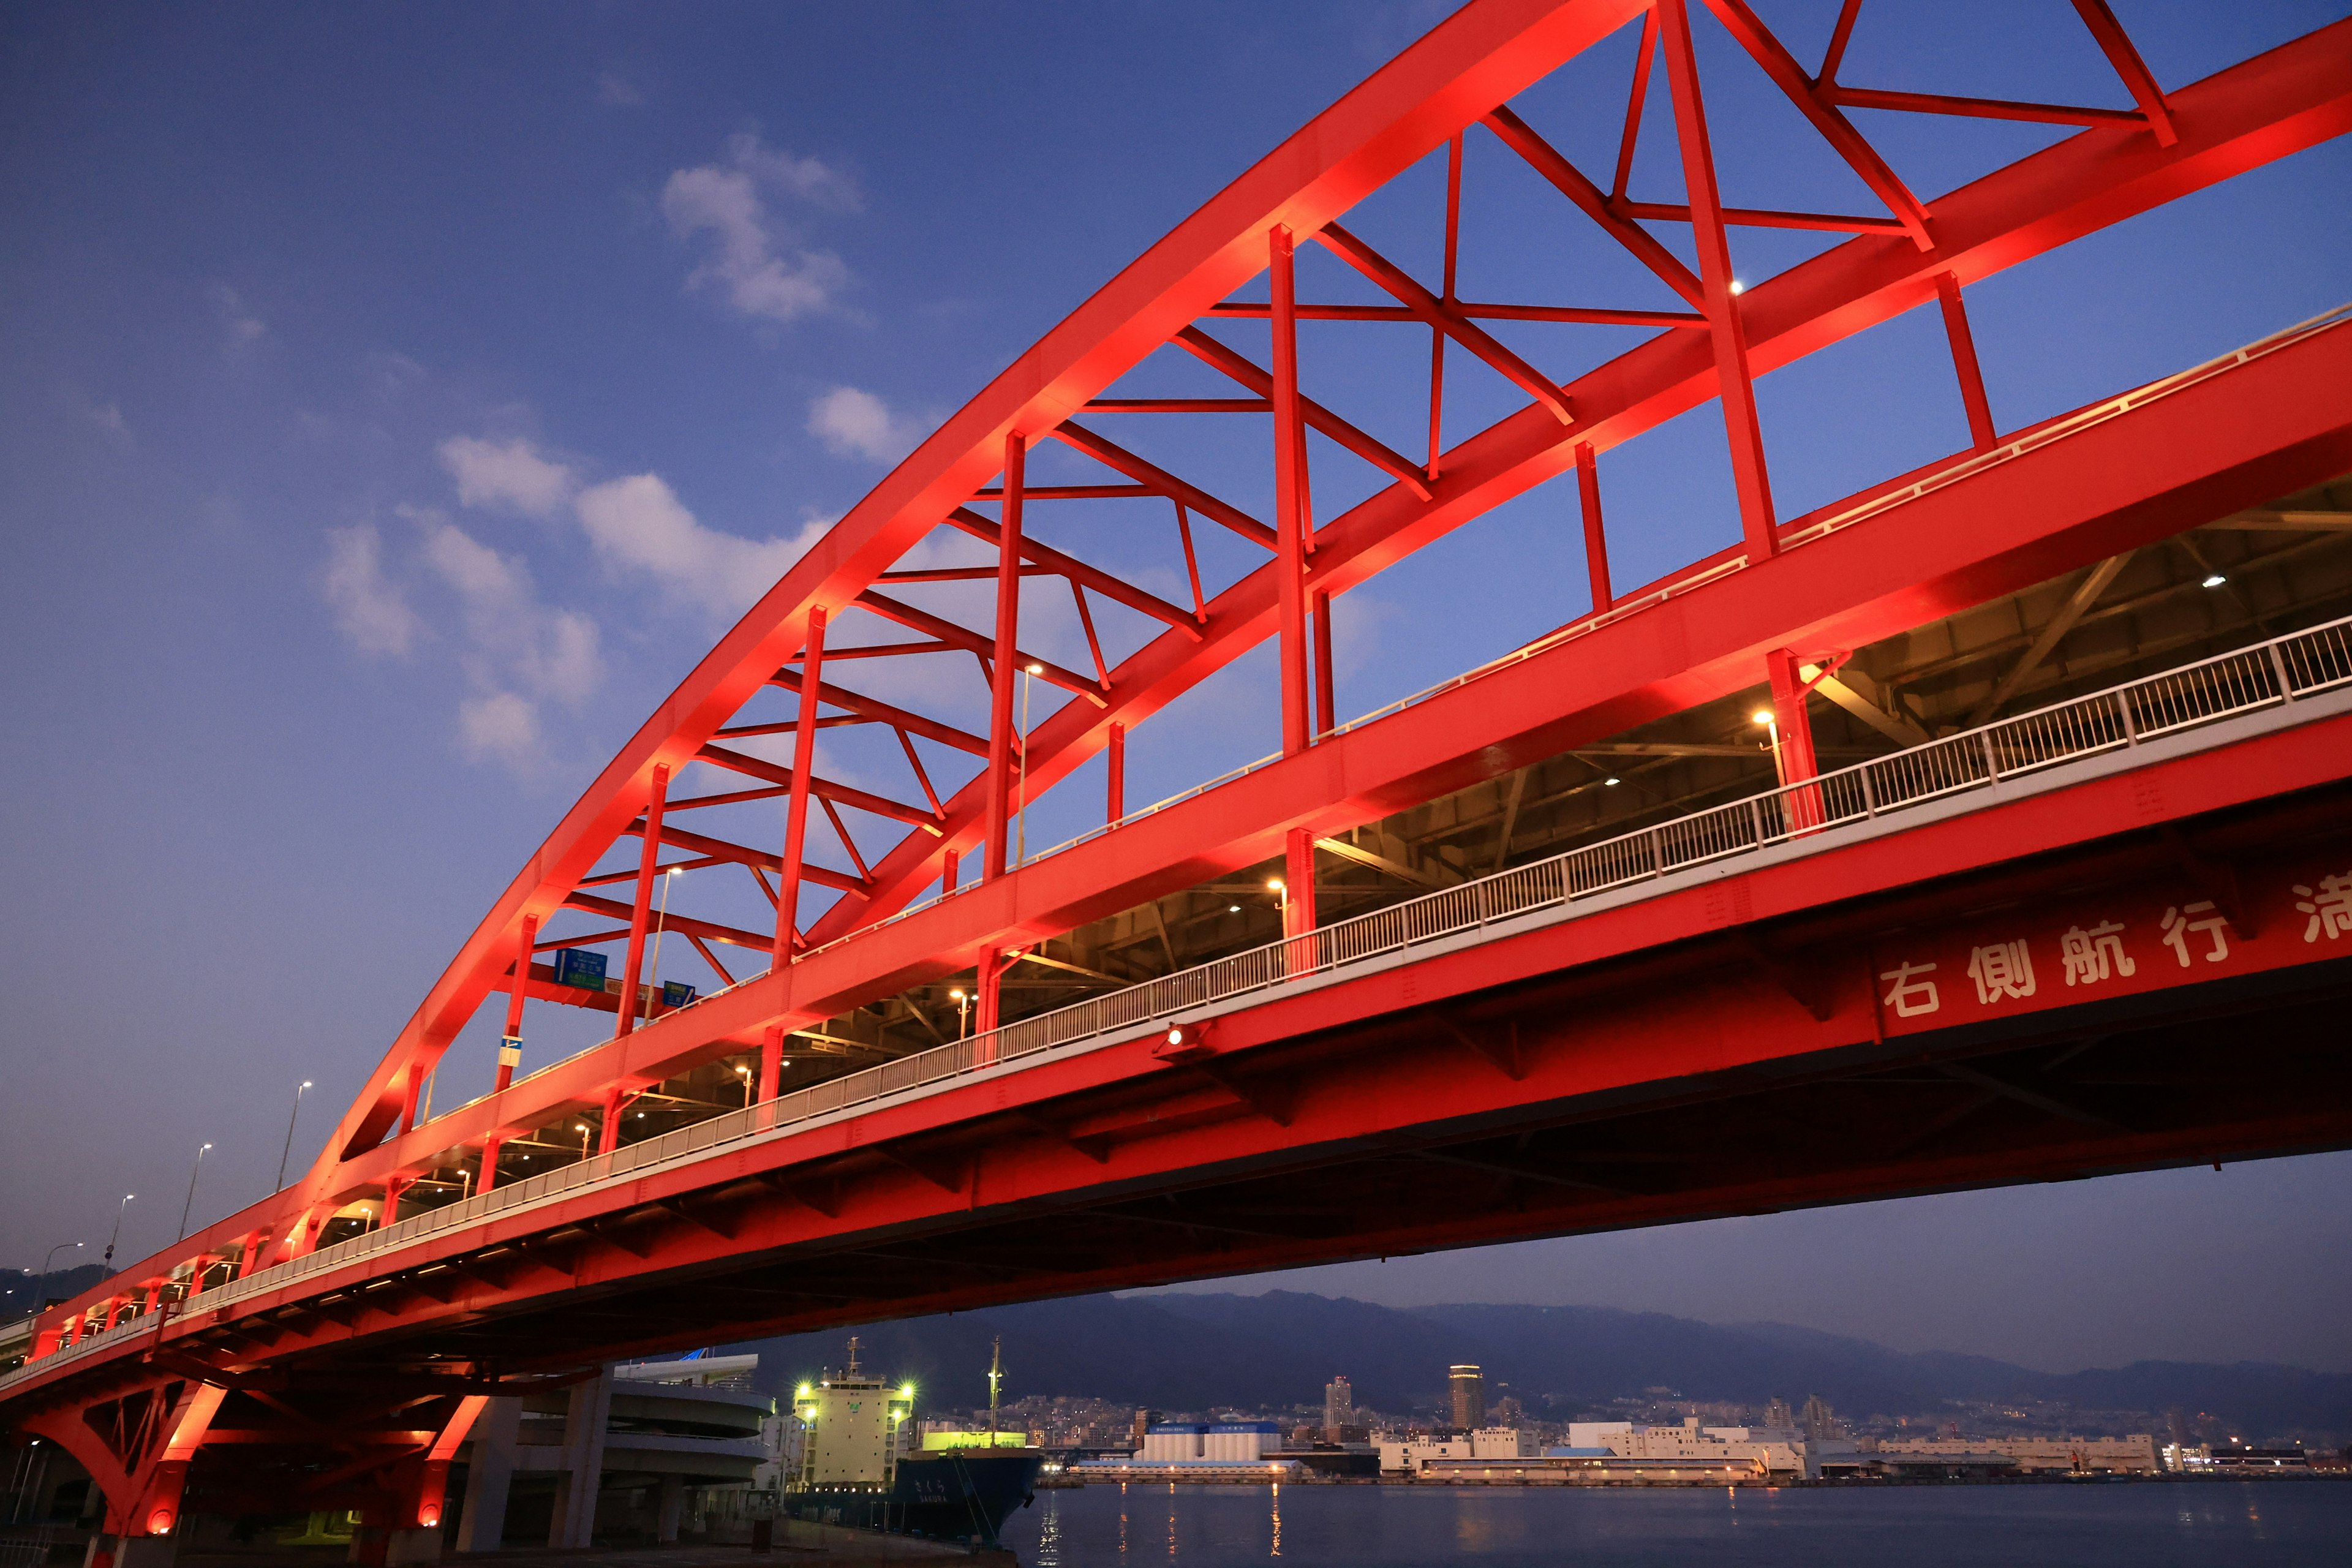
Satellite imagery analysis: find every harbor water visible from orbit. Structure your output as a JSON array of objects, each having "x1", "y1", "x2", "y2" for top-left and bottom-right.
[{"x1": 1003, "y1": 1479, "x2": 2352, "y2": 1566}]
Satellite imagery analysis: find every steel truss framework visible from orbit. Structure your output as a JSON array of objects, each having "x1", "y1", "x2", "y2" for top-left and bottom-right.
[{"x1": 15, "y1": 0, "x2": 2352, "y2": 1485}]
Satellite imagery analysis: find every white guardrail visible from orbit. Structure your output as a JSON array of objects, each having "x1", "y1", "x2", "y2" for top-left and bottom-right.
[{"x1": 12, "y1": 607, "x2": 2350, "y2": 1391}]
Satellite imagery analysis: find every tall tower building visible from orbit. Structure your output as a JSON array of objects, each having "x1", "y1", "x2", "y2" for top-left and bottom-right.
[
  {"x1": 1449, "y1": 1365, "x2": 1485, "y2": 1431},
  {"x1": 1322, "y1": 1376, "x2": 1353, "y2": 1439}
]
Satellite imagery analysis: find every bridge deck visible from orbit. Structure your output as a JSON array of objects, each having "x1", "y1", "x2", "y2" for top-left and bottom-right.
[{"x1": 9, "y1": 609, "x2": 2350, "y2": 1401}]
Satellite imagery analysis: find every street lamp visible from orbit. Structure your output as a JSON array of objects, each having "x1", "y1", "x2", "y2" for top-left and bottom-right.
[
  {"x1": 1753, "y1": 708, "x2": 1785, "y2": 786},
  {"x1": 103, "y1": 1194, "x2": 135, "y2": 1268},
  {"x1": 950, "y1": 988, "x2": 971, "y2": 1039},
  {"x1": 646, "y1": 866, "x2": 681, "y2": 1022},
  {"x1": 575, "y1": 1123, "x2": 592, "y2": 1159},
  {"x1": 176, "y1": 1144, "x2": 214, "y2": 1242},
  {"x1": 1267, "y1": 878, "x2": 1287, "y2": 917},
  {"x1": 734, "y1": 1065, "x2": 754, "y2": 1107},
  {"x1": 276, "y1": 1080, "x2": 314, "y2": 1191},
  {"x1": 32, "y1": 1242, "x2": 82, "y2": 1316},
  {"x1": 1014, "y1": 665, "x2": 1042, "y2": 867}
]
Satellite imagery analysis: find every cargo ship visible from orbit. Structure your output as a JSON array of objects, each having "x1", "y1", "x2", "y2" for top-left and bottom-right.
[{"x1": 782, "y1": 1337, "x2": 1042, "y2": 1549}]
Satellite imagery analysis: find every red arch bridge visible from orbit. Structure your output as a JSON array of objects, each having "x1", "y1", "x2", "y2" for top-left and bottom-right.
[{"x1": 10, "y1": 2, "x2": 2352, "y2": 1562}]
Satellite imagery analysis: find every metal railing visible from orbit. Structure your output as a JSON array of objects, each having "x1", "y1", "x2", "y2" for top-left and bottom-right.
[{"x1": 14, "y1": 612, "x2": 2350, "y2": 1392}]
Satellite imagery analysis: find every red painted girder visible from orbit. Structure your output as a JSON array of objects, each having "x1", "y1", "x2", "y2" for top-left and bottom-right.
[
  {"x1": 768, "y1": 671, "x2": 990, "y2": 757},
  {"x1": 1173, "y1": 327, "x2": 1433, "y2": 497},
  {"x1": 302, "y1": 685, "x2": 2352, "y2": 1262},
  {"x1": 1048, "y1": 422, "x2": 1278, "y2": 549},
  {"x1": 803, "y1": 27, "x2": 2352, "y2": 954},
  {"x1": 625, "y1": 818, "x2": 865, "y2": 897},
  {"x1": 297, "y1": 312, "x2": 2352, "y2": 1220},
  {"x1": 942, "y1": 506, "x2": 1202, "y2": 635},
  {"x1": 24, "y1": 734, "x2": 2346, "y2": 1395},
  {"x1": 303, "y1": 10, "x2": 2346, "y2": 1191},
  {"x1": 850, "y1": 592, "x2": 1102, "y2": 701}
]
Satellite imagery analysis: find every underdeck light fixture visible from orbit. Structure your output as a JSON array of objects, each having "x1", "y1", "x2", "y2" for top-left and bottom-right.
[
  {"x1": 1604, "y1": 777, "x2": 1621, "y2": 787},
  {"x1": 2202, "y1": 572, "x2": 2227, "y2": 588},
  {"x1": 1229, "y1": 904, "x2": 1241, "y2": 913}
]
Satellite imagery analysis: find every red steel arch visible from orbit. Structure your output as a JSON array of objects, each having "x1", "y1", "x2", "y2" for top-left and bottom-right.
[{"x1": 32, "y1": 0, "x2": 2352, "y2": 1336}]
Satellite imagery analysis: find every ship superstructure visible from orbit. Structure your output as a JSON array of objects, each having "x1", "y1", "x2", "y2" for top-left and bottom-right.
[
  {"x1": 783, "y1": 1336, "x2": 1042, "y2": 1548},
  {"x1": 787, "y1": 1337, "x2": 914, "y2": 1491}
]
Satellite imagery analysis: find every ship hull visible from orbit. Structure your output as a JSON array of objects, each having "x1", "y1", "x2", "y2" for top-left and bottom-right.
[{"x1": 788, "y1": 1450, "x2": 1042, "y2": 1547}]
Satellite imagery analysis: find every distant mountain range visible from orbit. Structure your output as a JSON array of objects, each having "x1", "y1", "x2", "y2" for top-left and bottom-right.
[
  {"x1": 11, "y1": 1264, "x2": 2341, "y2": 1443},
  {"x1": 1, "y1": 1264, "x2": 110, "y2": 1321},
  {"x1": 725, "y1": 1291, "x2": 2352, "y2": 1442}
]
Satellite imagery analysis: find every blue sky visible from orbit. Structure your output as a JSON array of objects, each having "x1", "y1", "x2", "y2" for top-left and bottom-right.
[{"x1": 3, "y1": 1, "x2": 2348, "y2": 1371}]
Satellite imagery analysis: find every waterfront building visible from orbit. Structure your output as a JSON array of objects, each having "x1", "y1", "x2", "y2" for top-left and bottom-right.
[
  {"x1": 1877, "y1": 1434, "x2": 2161, "y2": 1476},
  {"x1": 1136, "y1": 1422, "x2": 1284, "y2": 1463},
  {"x1": 1323, "y1": 1376, "x2": 1353, "y2": 1440},
  {"x1": 1563, "y1": 1417, "x2": 1812, "y2": 1479},
  {"x1": 1378, "y1": 1427, "x2": 1538, "y2": 1474},
  {"x1": 1449, "y1": 1365, "x2": 1485, "y2": 1430},
  {"x1": 461, "y1": 1354, "x2": 775, "y2": 1551}
]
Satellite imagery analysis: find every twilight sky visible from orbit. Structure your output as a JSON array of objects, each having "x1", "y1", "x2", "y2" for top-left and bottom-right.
[{"x1": 3, "y1": 1, "x2": 2348, "y2": 1374}]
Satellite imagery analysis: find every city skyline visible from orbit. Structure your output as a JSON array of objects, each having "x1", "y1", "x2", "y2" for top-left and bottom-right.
[{"x1": 4, "y1": 0, "x2": 2350, "y2": 1378}]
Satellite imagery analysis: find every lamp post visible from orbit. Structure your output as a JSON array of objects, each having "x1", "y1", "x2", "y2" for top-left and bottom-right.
[
  {"x1": 1268, "y1": 878, "x2": 1287, "y2": 917},
  {"x1": 951, "y1": 989, "x2": 971, "y2": 1039},
  {"x1": 575, "y1": 1123, "x2": 592, "y2": 1160},
  {"x1": 646, "y1": 867, "x2": 680, "y2": 1022},
  {"x1": 734, "y1": 1065, "x2": 754, "y2": 1108},
  {"x1": 102, "y1": 1194, "x2": 134, "y2": 1268},
  {"x1": 276, "y1": 1080, "x2": 314, "y2": 1191},
  {"x1": 1754, "y1": 707, "x2": 1785, "y2": 786},
  {"x1": 176, "y1": 1143, "x2": 214, "y2": 1242},
  {"x1": 1014, "y1": 664, "x2": 1041, "y2": 868},
  {"x1": 31, "y1": 1242, "x2": 82, "y2": 1316}
]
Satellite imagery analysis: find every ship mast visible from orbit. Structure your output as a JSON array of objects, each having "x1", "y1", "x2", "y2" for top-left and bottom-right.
[{"x1": 986, "y1": 1336, "x2": 1003, "y2": 1435}]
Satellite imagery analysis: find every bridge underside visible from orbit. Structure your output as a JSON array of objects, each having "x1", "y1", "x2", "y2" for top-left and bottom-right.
[{"x1": 154, "y1": 739, "x2": 2351, "y2": 1382}]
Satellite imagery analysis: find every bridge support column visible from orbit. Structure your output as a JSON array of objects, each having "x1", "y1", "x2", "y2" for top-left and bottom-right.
[
  {"x1": 983, "y1": 434, "x2": 1025, "y2": 881},
  {"x1": 1659, "y1": 0, "x2": 1778, "y2": 562},
  {"x1": 548, "y1": 1370, "x2": 611, "y2": 1550},
  {"x1": 1270, "y1": 223, "x2": 1313, "y2": 758},
  {"x1": 496, "y1": 914, "x2": 534, "y2": 1095},
  {"x1": 1765, "y1": 649, "x2": 1822, "y2": 785},
  {"x1": 655, "y1": 1475, "x2": 685, "y2": 1544},
  {"x1": 454, "y1": 1397, "x2": 521, "y2": 1554},
  {"x1": 1105, "y1": 722, "x2": 1125, "y2": 824},
  {"x1": 1283, "y1": 829, "x2": 1318, "y2": 942},
  {"x1": 774, "y1": 609, "x2": 827, "y2": 963},
  {"x1": 1576, "y1": 442, "x2": 1611, "y2": 612},
  {"x1": 84, "y1": 1535, "x2": 175, "y2": 1568},
  {"x1": 614, "y1": 764, "x2": 672, "y2": 1048}
]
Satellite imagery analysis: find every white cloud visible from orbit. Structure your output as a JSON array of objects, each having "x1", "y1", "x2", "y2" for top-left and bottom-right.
[
  {"x1": 809, "y1": 385, "x2": 921, "y2": 464},
  {"x1": 439, "y1": 434, "x2": 575, "y2": 517},
  {"x1": 574, "y1": 472, "x2": 827, "y2": 618},
  {"x1": 595, "y1": 70, "x2": 645, "y2": 108},
  {"x1": 412, "y1": 516, "x2": 603, "y2": 777},
  {"x1": 421, "y1": 518, "x2": 603, "y2": 701},
  {"x1": 459, "y1": 691, "x2": 541, "y2": 769},
  {"x1": 208, "y1": 284, "x2": 266, "y2": 344},
  {"x1": 322, "y1": 522, "x2": 423, "y2": 656},
  {"x1": 662, "y1": 133, "x2": 858, "y2": 325}
]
